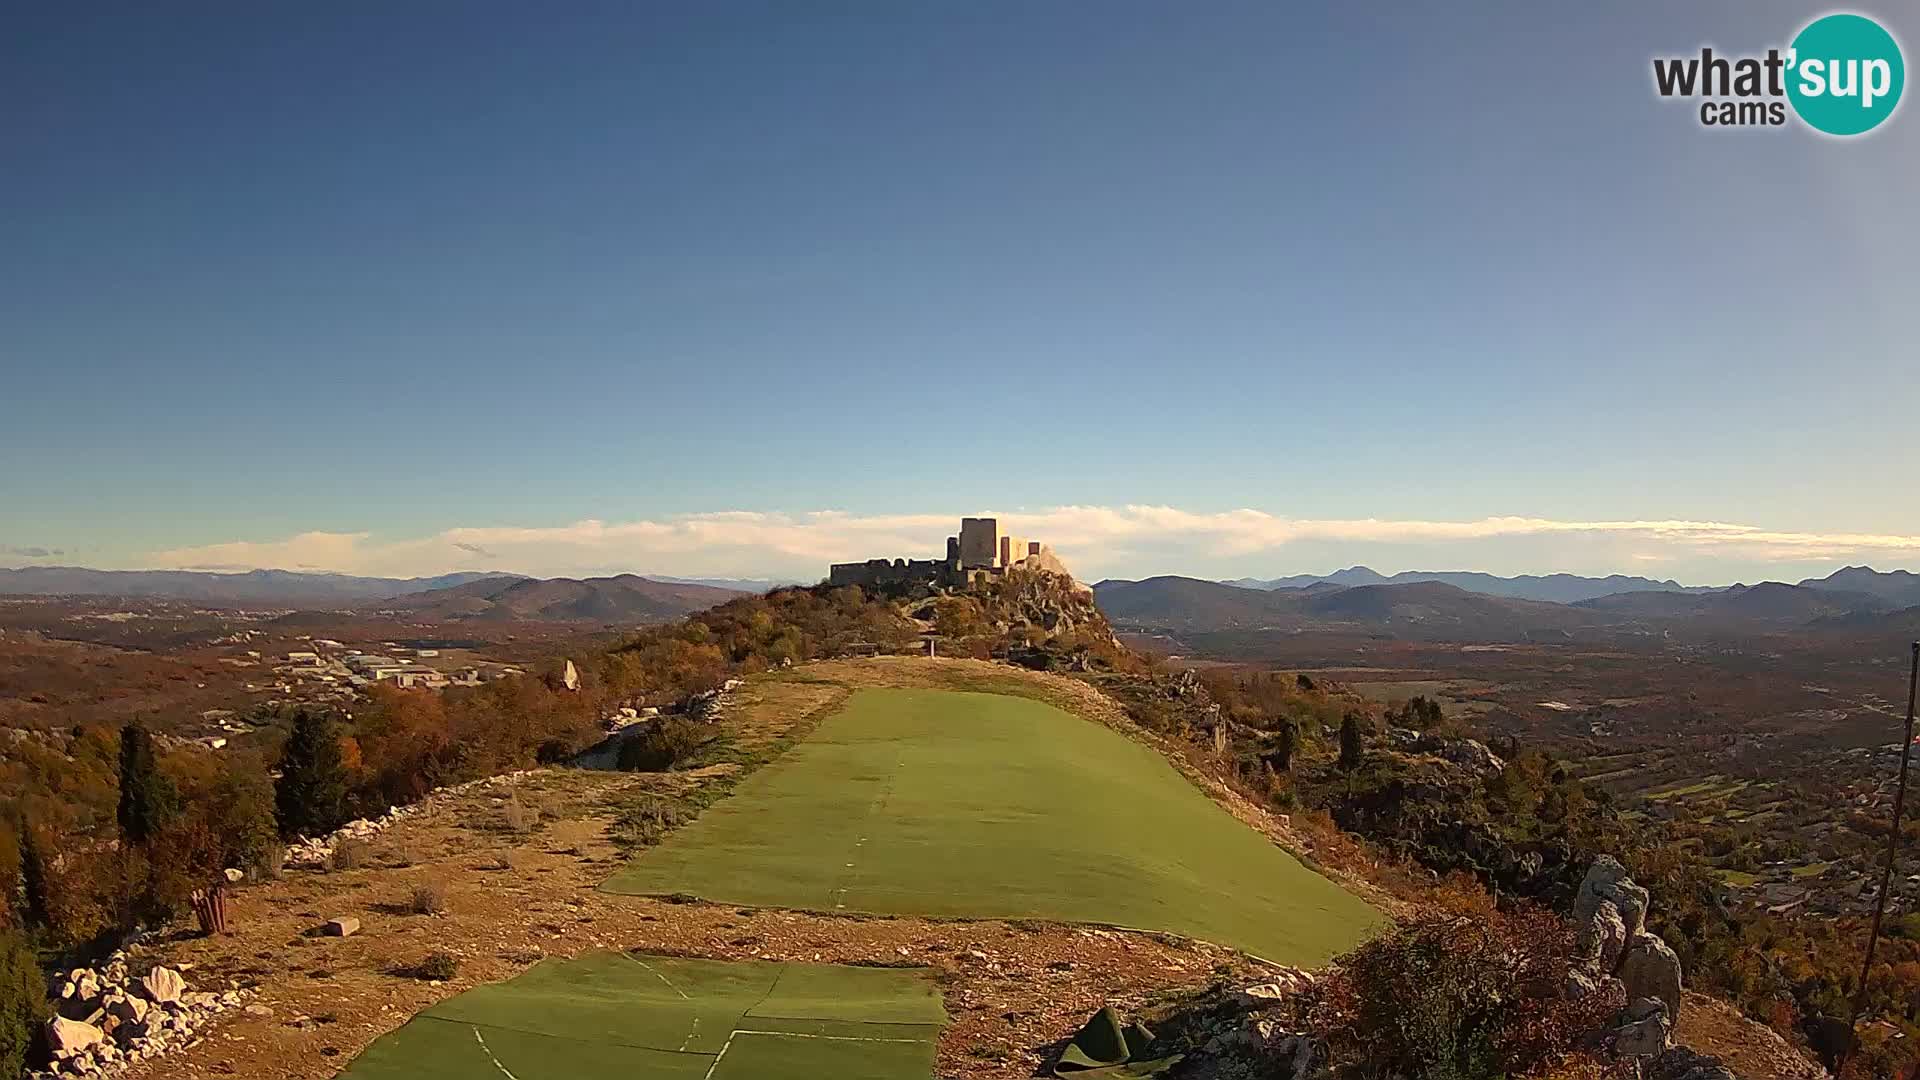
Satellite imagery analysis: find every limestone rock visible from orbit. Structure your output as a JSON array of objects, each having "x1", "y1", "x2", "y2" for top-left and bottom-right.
[
  {"x1": 105, "y1": 994, "x2": 149, "y2": 1025},
  {"x1": 561, "y1": 659, "x2": 580, "y2": 692},
  {"x1": 1610, "y1": 997, "x2": 1673, "y2": 1058},
  {"x1": 139, "y1": 967, "x2": 186, "y2": 1006},
  {"x1": 1579, "y1": 898, "x2": 1629, "y2": 974},
  {"x1": 324, "y1": 916, "x2": 361, "y2": 937},
  {"x1": 47, "y1": 1016, "x2": 105, "y2": 1054},
  {"x1": 1619, "y1": 932, "x2": 1683, "y2": 1023},
  {"x1": 1575, "y1": 856, "x2": 1650, "y2": 940}
]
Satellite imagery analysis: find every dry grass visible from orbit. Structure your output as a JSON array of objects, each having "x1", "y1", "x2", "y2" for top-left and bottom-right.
[
  {"x1": 501, "y1": 792, "x2": 533, "y2": 834},
  {"x1": 328, "y1": 838, "x2": 372, "y2": 871},
  {"x1": 408, "y1": 878, "x2": 449, "y2": 915}
]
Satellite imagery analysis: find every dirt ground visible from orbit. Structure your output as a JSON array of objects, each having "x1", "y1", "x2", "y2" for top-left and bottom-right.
[{"x1": 107, "y1": 657, "x2": 1820, "y2": 1080}]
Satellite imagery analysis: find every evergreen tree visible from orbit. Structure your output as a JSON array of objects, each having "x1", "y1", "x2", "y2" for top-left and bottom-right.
[
  {"x1": 17, "y1": 826, "x2": 49, "y2": 933},
  {"x1": 0, "y1": 929, "x2": 43, "y2": 1079},
  {"x1": 116, "y1": 719, "x2": 179, "y2": 846},
  {"x1": 275, "y1": 710, "x2": 350, "y2": 839},
  {"x1": 0, "y1": 828, "x2": 18, "y2": 930},
  {"x1": 1339, "y1": 713, "x2": 1365, "y2": 771},
  {"x1": 1269, "y1": 717, "x2": 1298, "y2": 773}
]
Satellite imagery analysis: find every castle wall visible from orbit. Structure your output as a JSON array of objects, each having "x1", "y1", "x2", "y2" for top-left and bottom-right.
[{"x1": 828, "y1": 558, "x2": 950, "y2": 589}]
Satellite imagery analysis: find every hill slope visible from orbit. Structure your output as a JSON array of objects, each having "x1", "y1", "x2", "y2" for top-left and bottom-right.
[{"x1": 383, "y1": 573, "x2": 745, "y2": 622}]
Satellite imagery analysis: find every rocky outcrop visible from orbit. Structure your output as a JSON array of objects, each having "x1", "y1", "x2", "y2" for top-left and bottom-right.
[
  {"x1": 1619, "y1": 933, "x2": 1684, "y2": 1025},
  {"x1": 35, "y1": 954, "x2": 255, "y2": 1079},
  {"x1": 1383, "y1": 727, "x2": 1506, "y2": 775},
  {"x1": 1575, "y1": 855, "x2": 1650, "y2": 940},
  {"x1": 1609, "y1": 997, "x2": 1674, "y2": 1058},
  {"x1": 1568, "y1": 856, "x2": 1691, "y2": 1068}
]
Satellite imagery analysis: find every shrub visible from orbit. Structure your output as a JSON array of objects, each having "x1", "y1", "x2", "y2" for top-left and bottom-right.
[
  {"x1": 616, "y1": 719, "x2": 706, "y2": 772},
  {"x1": 328, "y1": 838, "x2": 372, "y2": 871},
  {"x1": 1314, "y1": 910, "x2": 1618, "y2": 1080},
  {"x1": 610, "y1": 796, "x2": 688, "y2": 852},
  {"x1": 501, "y1": 793, "x2": 533, "y2": 834},
  {"x1": 409, "y1": 878, "x2": 449, "y2": 915},
  {"x1": 414, "y1": 951, "x2": 459, "y2": 981}
]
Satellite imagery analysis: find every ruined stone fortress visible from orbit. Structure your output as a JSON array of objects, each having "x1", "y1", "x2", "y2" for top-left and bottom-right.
[{"x1": 829, "y1": 517, "x2": 1074, "y2": 589}]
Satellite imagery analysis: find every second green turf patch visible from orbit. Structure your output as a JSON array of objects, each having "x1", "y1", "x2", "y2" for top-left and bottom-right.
[
  {"x1": 338, "y1": 952, "x2": 944, "y2": 1080},
  {"x1": 603, "y1": 687, "x2": 1382, "y2": 964}
]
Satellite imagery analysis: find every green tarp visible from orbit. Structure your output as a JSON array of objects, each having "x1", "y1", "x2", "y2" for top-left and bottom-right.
[
  {"x1": 1053, "y1": 1006, "x2": 1181, "y2": 1077},
  {"x1": 339, "y1": 952, "x2": 946, "y2": 1080},
  {"x1": 604, "y1": 688, "x2": 1383, "y2": 965}
]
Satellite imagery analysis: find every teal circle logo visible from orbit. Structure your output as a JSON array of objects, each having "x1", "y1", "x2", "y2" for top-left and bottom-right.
[{"x1": 1787, "y1": 13, "x2": 1905, "y2": 135}]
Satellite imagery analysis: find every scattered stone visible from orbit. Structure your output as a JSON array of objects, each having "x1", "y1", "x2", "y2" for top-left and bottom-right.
[
  {"x1": 46, "y1": 1016, "x2": 105, "y2": 1054},
  {"x1": 139, "y1": 967, "x2": 186, "y2": 1006},
  {"x1": 105, "y1": 995, "x2": 149, "y2": 1025},
  {"x1": 323, "y1": 917, "x2": 360, "y2": 938}
]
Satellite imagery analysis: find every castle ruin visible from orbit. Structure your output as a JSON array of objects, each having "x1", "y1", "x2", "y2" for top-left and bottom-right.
[{"x1": 828, "y1": 517, "x2": 1073, "y2": 589}]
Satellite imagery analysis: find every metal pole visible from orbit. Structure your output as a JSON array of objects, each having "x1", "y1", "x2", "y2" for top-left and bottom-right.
[{"x1": 1849, "y1": 641, "x2": 1920, "y2": 1054}]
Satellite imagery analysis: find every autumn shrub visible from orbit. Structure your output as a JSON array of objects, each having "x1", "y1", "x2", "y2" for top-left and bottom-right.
[
  {"x1": 616, "y1": 719, "x2": 706, "y2": 772},
  {"x1": 1314, "y1": 909, "x2": 1619, "y2": 1080}
]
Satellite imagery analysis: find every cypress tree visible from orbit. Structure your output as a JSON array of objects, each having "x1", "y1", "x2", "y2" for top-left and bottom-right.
[
  {"x1": 116, "y1": 719, "x2": 178, "y2": 845},
  {"x1": 1339, "y1": 713, "x2": 1365, "y2": 771},
  {"x1": 17, "y1": 826, "x2": 49, "y2": 933},
  {"x1": 275, "y1": 710, "x2": 349, "y2": 838},
  {"x1": 1271, "y1": 717, "x2": 1298, "y2": 773}
]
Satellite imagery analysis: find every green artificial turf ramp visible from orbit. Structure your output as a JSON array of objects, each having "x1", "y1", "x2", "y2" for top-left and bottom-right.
[
  {"x1": 338, "y1": 952, "x2": 945, "y2": 1080},
  {"x1": 604, "y1": 687, "x2": 1382, "y2": 964}
]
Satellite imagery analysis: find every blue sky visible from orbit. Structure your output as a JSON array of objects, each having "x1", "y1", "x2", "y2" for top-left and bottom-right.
[{"x1": 3, "y1": 2, "x2": 1917, "y2": 584}]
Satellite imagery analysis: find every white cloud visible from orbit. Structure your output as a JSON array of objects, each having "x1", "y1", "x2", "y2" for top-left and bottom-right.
[{"x1": 135, "y1": 507, "x2": 1920, "y2": 583}]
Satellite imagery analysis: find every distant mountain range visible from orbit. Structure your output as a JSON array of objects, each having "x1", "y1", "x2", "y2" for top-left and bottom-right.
[
  {"x1": 1099, "y1": 565, "x2": 1920, "y2": 642},
  {"x1": 1222, "y1": 566, "x2": 1717, "y2": 604},
  {"x1": 1221, "y1": 564, "x2": 1920, "y2": 608},
  {"x1": 1796, "y1": 566, "x2": 1920, "y2": 608},
  {"x1": 1095, "y1": 576, "x2": 1592, "y2": 641},
  {"x1": 376, "y1": 574, "x2": 745, "y2": 622},
  {"x1": 0, "y1": 566, "x2": 504, "y2": 605}
]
